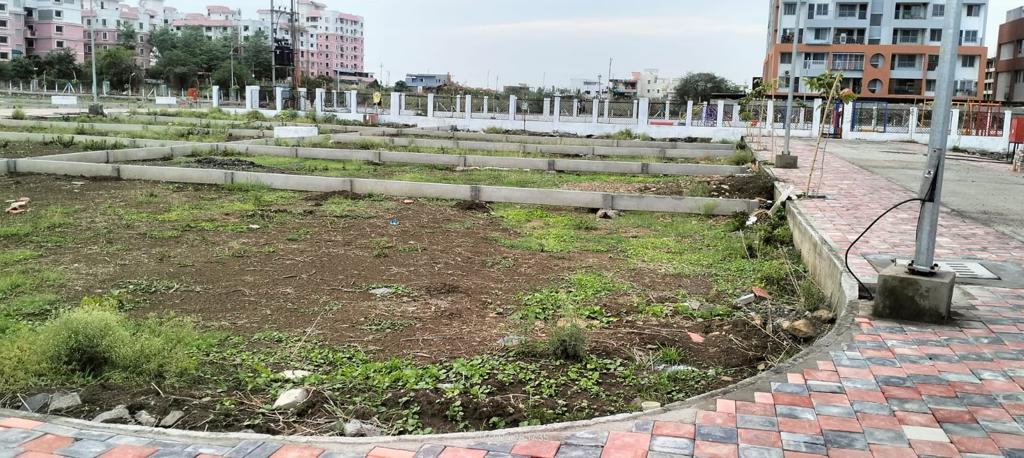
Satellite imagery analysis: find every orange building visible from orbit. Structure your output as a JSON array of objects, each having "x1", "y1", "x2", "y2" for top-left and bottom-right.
[{"x1": 762, "y1": 1, "x2": 988, "y2": 102}]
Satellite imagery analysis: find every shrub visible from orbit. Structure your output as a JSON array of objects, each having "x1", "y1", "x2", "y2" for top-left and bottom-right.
[
  {"x1": 726, "y1": 148, "x2": 756, "y2": 165},
  {"x1": 547, "y1": 323, "x2": 588, "y2": 360},
  {"x1": 244, "y1": 110, "x2": 266, "y2": 121},
  {"x1": 275, "y1": 109, "x2": 299, "y2": 121},
  {"x1": 43, "y1": 305, "x2": 131, "y2": 376},
  {"x1": 11, "y1": 107, "x2": 26, "y2": 120}
]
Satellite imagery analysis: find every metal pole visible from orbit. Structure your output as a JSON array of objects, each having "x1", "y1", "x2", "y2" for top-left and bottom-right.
[
  {"x1": 271, "y1": 0, "x2": 276, "y2": 87},
  {"x1": 782, "y1": 0, "x2": 802, "y2": 155},
  {"x1": 909, "y1": 0, "x2": 963, "y2": 275},
  {"x1": 89, "y1": 0, "x2": 97, "y2": 103}
]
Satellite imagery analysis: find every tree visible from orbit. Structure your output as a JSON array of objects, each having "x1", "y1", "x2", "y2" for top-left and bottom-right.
[
  {"x1": 0, "y1": 61, "x2": 9, "y2": 81},
  {"x1": 117, "y1": 23, "x2": 138, "y2": 50},
  {"x1": 241, "y1": 29, "x2": 272, "y2": 82},
  {"x1": 41, "y1": 48, "x2": 80, "y2": 83},
  {"x1": 393, "y1": 80, "x2": 408, "y2": 92},
  {"x1": 148, "y1": 26, "x2": 230, "y2": 88},
  {"x1": 97, "y1": 47, "x2": 139, "y2": 90},
  {"x1": 673, "y1": 72, "x2": 739, "y2": 103},
  {"x1": 9, "y1": 57, "x2": 36, "y2": 81}
]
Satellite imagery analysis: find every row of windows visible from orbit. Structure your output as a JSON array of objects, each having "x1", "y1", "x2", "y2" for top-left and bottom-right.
[
  {"x1": 780, "y1": 51, "x2": 980, "y2": 69},
  {"x1": 782, "y1": 2, "x2": 982, "y2": 18}
]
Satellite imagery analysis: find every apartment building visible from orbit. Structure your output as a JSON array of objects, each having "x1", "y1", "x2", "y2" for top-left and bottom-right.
[
  {"x1": 258, "y1": 0, "x2": 365, "y2": 78},
  {"x1": 762, "y1": 0, "x2": 988, "y2": 101},
  {"x1": 0, "y1": 0, "x2": 84, "y2": 63},
  {"x1": 83, "y1": 0, "x2": 160, "y2": 68},
  {"x1": 993, "y1": 7, "x2": 1024, "y2": 103},
  {"x1": 636, "y1": 69, "x2": 681, "y2": 100}
]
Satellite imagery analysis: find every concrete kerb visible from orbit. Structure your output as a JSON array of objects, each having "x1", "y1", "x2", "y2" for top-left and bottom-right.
[
  {"x1": 0, "y1": 155, "x2": 862, "y2": 454},
  {"x1": 0, "y1": 118, "x2": 267, "y2": 139},
  {"x1": 402, "y1": 127, "x2": 737, "y2": 150},
  {"x1": 0, "y1": 131, "x2": 190, "y2": 148}
]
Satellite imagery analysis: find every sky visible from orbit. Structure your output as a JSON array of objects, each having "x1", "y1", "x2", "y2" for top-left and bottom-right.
[{"x1": 168, "y1": 0, "x2": 1020, "y2": 89}]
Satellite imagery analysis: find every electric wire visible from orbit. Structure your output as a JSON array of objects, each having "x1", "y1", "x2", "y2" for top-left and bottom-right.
[{"x1": 844, "y1": 197, "x2": 925, "y2": 300}]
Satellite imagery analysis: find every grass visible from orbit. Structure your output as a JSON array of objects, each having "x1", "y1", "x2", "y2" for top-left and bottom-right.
[
  {"x1": 0, "y1": 123, "x2": 235, "y2": 143},
  {"x1": 514, "y1": 272, "x2": 628, "y2": 324}
]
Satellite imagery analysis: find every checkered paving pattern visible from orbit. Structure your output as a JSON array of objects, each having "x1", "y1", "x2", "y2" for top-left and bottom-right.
[{"x1": 3, "y1": 139, "x2": 1024, "y2": 457}]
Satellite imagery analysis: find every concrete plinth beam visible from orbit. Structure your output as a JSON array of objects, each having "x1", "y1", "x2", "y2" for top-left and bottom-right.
[{"x1": 873, "y1": 264, "x2": 954, "y2": 323}]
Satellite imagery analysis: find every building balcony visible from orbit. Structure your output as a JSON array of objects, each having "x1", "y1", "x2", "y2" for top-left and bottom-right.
[
  {"x1": 803, "y1": 60, "x2": 827, "y2": 73},
  {"x1": 833, "y1": 35, "x2": 865, "y2": 44},
  {"x1": 831, "y1": 61, "x2": 865, "y2": 71}
]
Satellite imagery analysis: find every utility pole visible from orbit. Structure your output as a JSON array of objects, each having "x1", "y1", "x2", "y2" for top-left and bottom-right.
[
  {"x1": 778, "y1": 0, "x2": 802, "y2": 168},
  {"x1": 271, "y1": 0, "x2": 276, "y2": 87},
  {"x1": 290, "y1": 0, "x2": 300, "y2": 108},
  {"x1": 910, "y1": 0, "x2": 962, "y2": 275},
  {"x1": 89, "y1": 0, "x2": 97, "y2": 104},
  {"x1": 607, "y1": 58, "x2": 613, "y2": 98}
]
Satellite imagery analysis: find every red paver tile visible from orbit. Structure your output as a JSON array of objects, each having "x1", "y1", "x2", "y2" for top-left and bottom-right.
[
  {"x1": 817, "y1": 361, "x2": 836, "y2": 372},
  {"x1": 367, "y1": 448, "x2": 416, "y2": 458},
  {"x1": 511, "y1": 440, "x2": 560, "y2": 458},
  {"x1": 697, "y1": 411, "x2": 736, "y2": 426},
  {"x1": 836, "y1": 367, "x2": 873, "y2": 379},
  {"x1": 857, "y1": 413, "x2": 901, "y2": 430},
  {"x1": 605, "y1": 432, "x2": 651, "y2": 451},
  {"x1": 195, "y1": 455, "x2": 221, "y2": 458},
  {"x1": 0, "y1": 418, "x2": 42, "y2": 429},
  {"x1": 880, "y1": 386, "x2": 921, "y2": 400},
  {"x1": 983, "y1": 379, "x2": 1024, "y2": 393},
  {"x1": 950, "y1": 435, "x2": 1001, "y2": 454},
  {"x1": 737, "y1": 429, "x2": 781, "y2": 448},
  {"x1": 810, "y1": 392, "x2": 849, "y2": 406},
  {"x1": 1005, "y1": 403, "x2": 1024, "y2": 415},
  {"x1": 754, "y1": 392, "x2": 775, "y2": 404},
  {"x1": 772, "y1": 393, "x2": 812, "y2": 408},
  {"x1": 736, "y1": 401, "x2": 775, "y2": 417},
  {"x1": 894, "y1": 411, "x2": 938, "y2": 427},
  {"x1": 951, "y1": 381, "x2": 989, "y2": 394},
  {"x1": 900, "y1": 364, "x2": 939, "y2": 376},
  {"x1": 934, "y1": 362, "x2": 971, "y2": 373},
  {"x1": 693, "y1": 441, "x2": 737, "y2": 458},
  {"x1": 869, "y1": 366, "x2": 907, "y2": 377},
  {"x1": 777, "y1": 418, "x2": 820, "y2": 435},
  {"x1": 270, "y1": 445, "x2": 325, "y2": 458},
  {"x1": 717, "y1": 399, "x2": 737, "y2": 414},
  {"x1": 968, "y1": 406, "x2": 1012, "y2": 421},
  {"x1": 930, "y1": 408, "x2": 975, "y2": 424},
  {"x1": 817, "y1": 415, "x2": 862, "y2": 433},
  {"x1": 915, "y1": 384, "x2": 956, "y2": 397},
  {"x1": 844, "y1": 389, "x2": 886, "y2": 404},
  {"x1": 783, "y1": 452, "x2": 822, "y2": 458},
  {"x1": 21, "y1": 434, "x2": 75, "y2": 453},
  {"x1": 859, "y1": 349, "x2": 893, "y2": 358},
  {"x1": 909, "y1": 440, "x2": 959, "y2": 458},
  {"x1": 18, "y1": 453, "x2": 61, "y2": 458},
  {"x1": 788, "y1": 373, "x2": 806, "y2": 384},
  {"x1": 599, "y1": 448, "x2": 646, "y2": 458},
  {"x1": 868, "y1": 444, "x2": 918, "y2": 458},
  {"x1": 825, "y1": 449, "x2": 871, "y2": 458},
  {"x1": 803, "y1": 369, "x2": 839, "y2": 383},
  {"x1": 99, "y1": 445, "x2": 158, "y2": 458},
  {"x1": 991, "y1": 432, "x2": 1024, "y2": 449},
  {"x1": 652, "y1": 421, "x2": 694, "y2": 439}
]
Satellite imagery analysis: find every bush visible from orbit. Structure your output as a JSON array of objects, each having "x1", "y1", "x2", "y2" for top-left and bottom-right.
[
  {"x1": 11, "y1": 107, "x2": 26, "y2": 120},
  {"x1": 0, "y1": 305, "x2": 210, "y2": 390},
  {"x1": 547, "y1": 323, "x2": 588, "y2": 360},
  {"x1": 244, "y1": 110, "x2": 265, "y2": 121},
  {"x1": 274, "y1": 109, "x2": 299, "y2": 121},
  {"x1": 726, "y1": 148, "x2": 756, "y2": 165}
]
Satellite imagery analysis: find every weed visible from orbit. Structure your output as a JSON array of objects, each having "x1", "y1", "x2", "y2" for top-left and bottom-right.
[
  {"x1": 244, "y1": 110, "x2": 266, "y2": 121},
  {"x1": 689, "y1": 182, "x2": 711, "y2": 197},
  {"x1": 798, "y1": 279, "x2": 827, "y2": 310},
  {"x1": 112, "y1": 279, "x2": 181, "y2": 295},
  {"x1": 515, "y1": 272, "x2": 627, "y2": 324},
  {"x1": 699, "y1": 201, "x2": 719, "y2": 216},
  {"x1": 11, "y1": 107, "x2": 26, "y2": 120},
  {"x1": 546, "y1": 323, "x2": 588, "y2": 360},
  {"x1": 275, "y1": 109, "x2": 300, "y2": 121},
  {"x1": 485, "y1": 256, "x2": 515, "y2": 269},
  {"x1": 286, "y1": 228, "x2": 313, "y2": 241},
  {"x1": 0, "y1": 249, "x2": 40, "y2": 267},
  {"x1": 726, "y1": 148, "x2": 756, "y2": 165}
]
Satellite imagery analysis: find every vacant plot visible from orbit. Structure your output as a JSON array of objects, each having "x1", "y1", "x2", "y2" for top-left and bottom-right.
[
  {"x1": 0, "y1": 162, "x2": 830, "y2": 435},
  {"x1": 0, "y1": 139, "x2": 130, "y2": 158}
]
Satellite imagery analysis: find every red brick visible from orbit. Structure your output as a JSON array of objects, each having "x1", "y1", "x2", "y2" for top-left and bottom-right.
[
  {"x1": 697, "y1": 411, "x2": 735, "y2": 426},
  {"x1": 1004, "y1": 403, "x2": 1024, "y2": 415},
  {"x1": 950, "y1": 435, "x2": 1001, "y2": 454},
  {"x1": 772, "y1": 393, "x2": 812, "y2": 408},
  {"x1": 930, "y1": 408, "x2": 975, "y2": 424},
  {"x1": 737, "y1": 429, "x2": 781, "y2": 448},
  {"x1": 809, "y1": 392, "x2": 849, "y2": 406},
  {"x1": 784, "y1": 452, "x2": 824, "y2": 458},
  {"x1": 992, "y1": 432, "x2": 1024, "y2": 449},
  {"x1": 735, "y1": 401, "x2": 775, "y2": 417},
  {"x1": 817, "y1": 415, "x2": 862, "y2": 433},
  {"x1": 777, "y1": 418, "x2": 820, "y2": 435},
  {"x1": 857, "y1": 413, "x2": 901, "y2": 430},
  {"x1": 99, "y1": 445, "x2": 158, "y2": 458},
  {"x1": 983, "y1": 379, "x2": 1024, "y2": 393},
  {"x1": 825, "y1": 449, "x2": 871, "y2": 458},
  {"x1": 716, "y1": 399, "x2": 736, "y2": 414},
  {"x1": 605, "y1": 432, "x2": 651, "y2": 451},
  {"x1": 802, "y1": 369, "x2": 839, "y2": 383},
  {"x1": 880, "y1": 386, "x2": 921, "y2": 400},
  {"x1": 869, "y1": 366, "x2": 907, "y2": 377},
  {"x1": 18, "y1": 453, "x2": 61, "y2": 458},
  {"x1": 21, "y1": 434, "x2": 75, "y2": 453},
  {"x1": 787, "y1": 373, "x2": 806, "y2": 384},
  {"x1": 951, "y1": 381, "x2": 990, "y2": 394},
  {"x1": 915, "y1": 384, "x2": 956, "y2": 397},
  {"x1": 599, "y1": 448, "x2": 646, "y2": 458},
  {"x1": 836, "y1": 367, "x2": 873, "y2": 379},
  {"x1": 968, "y1": 406, "x2": 1012, "y2": 421},
  {"x1": 367, "y1": 448, "x2": 416, "y2": 458},
  {"x1": 894, "y1": 411, "x2": 938, "y2": 427},
  {"x1": 844, "y1": 389, "x2": 886, "y2": 404},
  {"x1": 693, "y1": 441, "x2": 737, "y2": 458},
  {"x1": 868, "y1": 444, "x2": 918, "y2": 458},
  {"x1": 0, "y1": 418, "x2": 42, "y2": 429},
  {"x1": 909, "y1": 440, "x2": 959, "y2": 458},
  {"x1": 754, "y1": 392, "x2": 775, "y2": 404},
  {"x1": 436, "y1": 448, "x2": 487, "y2": 458},
  {"x1": 859, "y1": 349, "x2": 894, "y2": 358},
  {"x1": 933, "y1": 362, "x2": 970, "y2": 373},
  {"x1": 899, "y1": 364, "x2": 939, "y2": 376},
  {"x1": 817, "y1": 361, "x2": 836, "y2": 371},
  {"x1": 652, "y1": 421, "x2": 694, "y2": 439},
  {"x1": 511, "y1": 440, "x2": 560, "y2": 458}
]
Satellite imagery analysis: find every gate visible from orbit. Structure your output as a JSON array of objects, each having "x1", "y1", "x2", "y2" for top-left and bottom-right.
[{"x1": 822, "y1": 101, "x2": 844, "y2": 138}]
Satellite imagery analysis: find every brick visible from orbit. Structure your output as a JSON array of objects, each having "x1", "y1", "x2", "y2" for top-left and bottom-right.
[
  {"x1": 697, "y1": 411, "x2": 736, "y2": 427},
  {"x1": 693, "y1": 441, "x2": 736, "y2": 458},
  {"x1": 777, "y1": 418, "x2": 820, "y2": 435},
  {"x1": 98, "y1": 445, "x2": 158, "y2": 458},
  {"x1": 22, "y1": 434, "x2": 75, "y2": 453},
  {"x1": 269, "y1": 445, "x2": 324, "y2": 458},
  {"x1": 604, "y1": 432, "x2": 650, "y2": 451},
  {"x1": 950, "y1": 435, "x2": 1001, "y2": 454},
  {"x1": 817, "y1": 416, "x2": 862, "y2": 433},
  {"x1": 771, "y1": 394, "x2": 812, "y2": 408},
  {"x1": 856, "y1": 414, "x2": 901, "y2": 430},
  {"x1": 652, "y1": 421, "x2": 693, "y2": 439},
  {"x1": 0, "y1": 418, "x2": 43, "y2": 429},
  {"x1": 736, "y1": 402, "x2": 775, "y2": 417},
  {"x1": 738, "y1": 429, "x2": 781, "y2": 448},
  {"x1": 511, "y1": 441, "x2": 560, "y2": 458},
  {"x1": 908, "y1": 440, "x2": 959, "y2": 457},
  {"x1": 808, "y1": 393, "x2": 848, "y2": 407},
  {"x1": 894, "y1": 412, "x2": 938, "y2": 427},
  {"x1": 867, "y1": 444, "x2": 917, "y2": 458}
]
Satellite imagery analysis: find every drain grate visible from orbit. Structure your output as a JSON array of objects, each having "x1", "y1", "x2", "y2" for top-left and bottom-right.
[{"x1": 895, "y1": 259, "x2": 1001, "y2": 280}]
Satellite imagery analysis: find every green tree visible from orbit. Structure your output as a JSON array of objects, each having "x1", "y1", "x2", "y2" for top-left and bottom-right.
[
  {"x1": 0, "y1": 61, "x2": 10, "y2": 81},
  {"x1": 9, "y1": 57, "x2": 36, "y2": 80},
  {"x1": 393, "y1": 80, "x2": 408, "y2": 92},
  {"x1": 41, "y1": 48, "x2": 80, "y2": 83},
  {"x1": 673, "y1": 72, "x2": 739, "y2": 103},
  {"x1": 117, "y1": 23, "x2": 138, "y2": 50},
  {"x1": 148, "y1": 26, "x2": 230, "y2": 88},
  {"x1": 241, "y1": 29, "x2": 272, "y2": 82},
  {"x1": 97, "y1": 47, "x2": 139, "y2": 90}
]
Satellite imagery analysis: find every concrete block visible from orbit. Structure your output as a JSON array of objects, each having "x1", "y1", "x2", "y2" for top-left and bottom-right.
[
  {"x1": 0, "y1": 159, "x2": 9, "y2": 175},
  {"x1": 873, "y1": 264, "x2": 954, "y2": 323},
  {"x1": 302, "y1": 148, "x2": 376, "y2": 162},
  {"x1": 555, "y1": 159, "x2": 642, "y2": 174},
  {"x1": 51, "y1": 95, "x2": 79, "y2": 106},
  {"x1": 352, "y1": 179, "x2": 471, "y2": 200},
  {"x1": 154, "y1": 96, "x2": 177, "y2": 106},
  {"x1": 273, "y1": 126, "x2": 319, "y2": 139},
  {"x1": 233, "y1": 172, "x2": 351, "y2": 192},
  {"x1": 665, "y1": 149, "x2": 733, "y2": 159},
  {"x1": 381, "y1": 151, "x2": 462, "y2": 166},
  {"x1": 119, "y1": 165, "x2": 229, "y2": 185},
  {"x1": 13, "y1": 160, "x2": 118, "y2": 177},
  {"x1": 775, "y1": 154, "x2": 799, "y2": 169},
  {"x1": 466, "y1": 156, "x2": 548, "y2": 170}
]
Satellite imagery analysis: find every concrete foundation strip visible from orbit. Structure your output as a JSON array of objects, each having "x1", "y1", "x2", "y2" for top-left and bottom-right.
[
  {"x1": 0, "y1": 118, "x2": 267, "y2": 139},
  {"x1": 396, "y1": 127, "x2": 737, "y2": 150},
  {"x1": 204, "y1": 143, "x2": 747, "y2": 177},
  {"x1": 0, "y1": 131, "x2": 191, "y2": 148}
]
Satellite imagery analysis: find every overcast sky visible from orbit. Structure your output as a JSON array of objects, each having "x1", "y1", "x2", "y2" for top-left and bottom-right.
[{"x1": 170, "y1": 0, "x2": 1019, "y2": 88}]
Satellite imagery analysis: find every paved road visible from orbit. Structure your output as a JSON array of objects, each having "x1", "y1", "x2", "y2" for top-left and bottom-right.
[{"x1": 807, "y1": 138, "x2": 1024, "y2": 243}]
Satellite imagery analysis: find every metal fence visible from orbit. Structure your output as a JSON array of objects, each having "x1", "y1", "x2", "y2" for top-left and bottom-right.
[
  {"x1": 959, "y1": 108, "x2": 1005, "y2": 137},
  {"x1": 851, "y1": 102, "x2": 913, "y2": 133}
]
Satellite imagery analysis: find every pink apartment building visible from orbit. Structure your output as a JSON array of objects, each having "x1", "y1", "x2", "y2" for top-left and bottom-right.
[
  {"x1": 258, "y1": 0, "x2": 364, "y2": 79},
  {"x1": 0, "y1": 0, "x2": 84, "y2": 64}
]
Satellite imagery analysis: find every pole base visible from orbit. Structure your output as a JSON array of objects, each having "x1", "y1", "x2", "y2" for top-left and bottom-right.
[
  {"x1": 88, "y1": 104, "x2": 105, "y2": 117},
  {"x1": 873, "y1": 264, "x2": 954, "y2": 323},
  {"x1": 775, "y1": 153, "x2": 799, "y2": 169}
]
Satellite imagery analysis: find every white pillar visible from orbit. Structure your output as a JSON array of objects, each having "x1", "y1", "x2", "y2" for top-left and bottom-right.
[
  {"x1": 632, "y1": 100, "x2": 639, "y2": 120},
  {"x1": 716, "y1": 100, "x2": 726, "y2": 127},
  {"x1": 603, "y1": 99, "x2": 610, "y2": 122},
  {"x1": 843, "y1": 102, "x2": 855, "y2": 134},
  {"x1": 296, "y1": 88, "x2": 307, "y2": 111},
  {"x1": 542, "y1": 98, "x2": 551, "y2": 117},
  {"x1": 427, "y1": 93, "x2": 435, "y2": 118},
  {"x1": 1003, "y1": 110, "x2": 1013, "y2": 144},
  {"x1": 572, "y1": 99, "x2": 579, "y2": 118},
  {"x1": 812, "y1": 99, "x2": 823, "y2": 134},
  {"x1": 909, "y1": 107, "x2": 919, "y2": 137},
  {"x1": 315, "y1": 88, "x2": 326, "y2": 113},
  {"x1": 951, "y1": 108, "x2": 960, "y2": 133},
  {"x1": 554, "y1": 96, "x2": 562, "y2": 125},
  {"x1": 509, "y1": 95, "x2": 517, "y2": 120},
  {"x1": 456, "y1": 95, "x2": 462, "y2": 114},
  {"x1": 483, "y1": 96, "x2": 489, "y2": 115},
  {"x1": 389, "y1": 92, "x2": 401, "y2": 116},
  {"x1": 275, "y1": 87, "x2": 285, "y2": 111},
  {"x1": 244, "y1": 85, "x2": 259, "y2": 110},
  {"x1": 400, "y1": 93, "x2": 406, "y2": 114},
  {"x1": 733, "y1": 104, "x2": 741, "y2": 124},
  {"x1": 637, "y1": 98, "x2": 650, "y2": 127},
  {"x1": 592, "y1": 99, "x2": 600, "y2": 124},
  {"x1": 332, "y1": 90, "x2": 338, "y2": 109},
  {"x1": 348, "y1": 90, "x2": 358, "y2": 114},
  {"x1": 465, "y1": 94, "x2": 472, "y2": 121},
  {"x1": 766, "y1": 100, "x2": 775, "y2": 127},
  {"x1": 685, "y1": 100, "x2": 694, "y2": 127},
  {"x1": 665, "y1": 100, "x2": 671, "y2": 120},
  {"x1": 211, "y1": 86, "x2": 220, "y2": 108}
]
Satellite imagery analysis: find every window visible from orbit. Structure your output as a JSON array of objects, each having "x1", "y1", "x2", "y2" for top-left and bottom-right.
[
  {"x1": 926, "y1": 80, "x2": 936, "y2": 92},
  {"x1": 966, "y1": 4, "x2": 981, "y2": 17},
  {"x1": 815, "y1": 4, "x2": 829, "y2": 16},
  {"x1": 780, "y1": 52, "x2": 792, "y2": 64},
  {"x1": 929, "y1": 29, "x2": 942, "y2": 42},
  {"x1": 0, "y1": 52, "x2": 8, "y2": 60},
  {"x1": 814, "y1": 28, "x2": 829, "y2": 40},
  {"x1": 894, "y1": 54, "x2": 918, "y2": 69},
  {"x1": 0, "y1": 36, "x2": 6, "y2": 44},
  {"x1": 894, "y1": 29, "x2": 921, "y2": 44},
  {"x1": 961, "y1": 55, "x2": 977, "y2": 67},
  {"x1": 26, "y1": 38, "x2": 34, "y2": 47},
  {"x1": 55, "y1": 40, "x2": 64, "y2": 48},
  {"x1": 55, "y1": 25, "x2": 63, "y2": 33},
  {"x1": 54, "y1": 10, "x2": 62, "y2": 18},
  {"x1": 101, "y1": 32, "x2": 107, "y2": 39},
  {"x1": 0, "y1": 19, "x2": 6, "y2": 28},
  {"x1": 0, "y1": 3, "x2": 6, "y2": 11},
  {"x1": 837, "y1": 4, "x2": 858, "y2": 17},
  {"x1": 783, "y1": 2, "x2": 796, "y2": 15},
  {"x1": 962, "y1": 30, "x2": 978, "y2": 43},
  {"x1": 932, "y1": 4, "x2": 944, "y2": 16}
]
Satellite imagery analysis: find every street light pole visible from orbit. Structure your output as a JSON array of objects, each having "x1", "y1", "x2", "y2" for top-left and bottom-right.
[
  {"x1": 778, "y1": 0, "x2": 802, "y2": 168},
  {"x1": 89, "y1": 0, "x2": 97, "y2": 103},
  {"x1": 909, "y1": 0, "x2": 963, "y2": 275},
  {"x1": 271, "y1": 0, "x2": 276, "y2": 87}
]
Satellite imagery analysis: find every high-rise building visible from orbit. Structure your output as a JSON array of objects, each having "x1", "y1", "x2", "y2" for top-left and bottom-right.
[
  {"x1": 258, "y1": 0, "x2": 364, "y2": 78},
  {"x1": 0, "y1": 0, "x2": 84, "y2": 63},
  {"x1": 992, "y1": 7, "x2": 1024, "y2": 103},
  {"x1": 762, "y1": 1, "x2": 988, "y2": 101}
]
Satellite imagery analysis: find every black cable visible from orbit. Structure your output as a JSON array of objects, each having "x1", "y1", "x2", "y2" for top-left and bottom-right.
[{"x1": 844, "y1": 197, "x2": 925, "y2": 300}]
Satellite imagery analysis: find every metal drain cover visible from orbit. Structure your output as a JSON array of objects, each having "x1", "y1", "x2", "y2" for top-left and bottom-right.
[{"x1": 894, "y1": 259, "x2": 1000, "y2": 280}]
